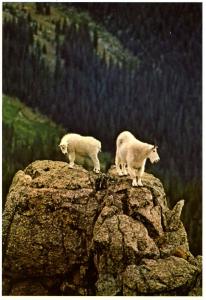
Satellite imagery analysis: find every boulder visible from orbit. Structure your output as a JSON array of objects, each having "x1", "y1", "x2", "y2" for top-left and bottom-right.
[
  {"x1": 2, "y1": 161, "x2": 202, "y2": 295},
  {"x1": 123, "y1": 257, "x2": 198, "y2": 296}
]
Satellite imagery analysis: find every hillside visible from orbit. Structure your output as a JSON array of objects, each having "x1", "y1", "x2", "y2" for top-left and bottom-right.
[
  {"x1": 3, "y1": 2, "x2": 138, "y2": 69},
  {"x1": 3, "y1": 95, "x2": 64, "y2": 144}
]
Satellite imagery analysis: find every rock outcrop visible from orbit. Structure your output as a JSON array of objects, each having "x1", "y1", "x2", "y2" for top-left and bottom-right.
[{"x1": 2, "y1": 160, "x2": 202, "y2": 296}]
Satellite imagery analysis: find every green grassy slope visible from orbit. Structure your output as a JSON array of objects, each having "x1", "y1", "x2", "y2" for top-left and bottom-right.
[{"x1": 3, "y1": 95, "x2": 65, "y2": 145}]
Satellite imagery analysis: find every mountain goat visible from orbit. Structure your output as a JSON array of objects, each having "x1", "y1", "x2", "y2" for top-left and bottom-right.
[
  {"x1": 115, "y1": 131, "x2": 160, "y2": 186},
  {"x1": 59, "y1": 133, "x2": 101, "y2": 173}
]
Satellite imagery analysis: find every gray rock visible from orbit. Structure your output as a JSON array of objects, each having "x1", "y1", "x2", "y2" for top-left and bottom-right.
[
  {"x1": 123, "y1": 256, "x2": 199, "y2": 295},
  {"x1": 2, "y1": 161, "x2": 202, "y2": 295},
  {"x1": 96, "y1": 273, "x2": 121, "y2": 296},
  {"x1": 10, "y1": 280, "x2": 48, "y2": 296}
]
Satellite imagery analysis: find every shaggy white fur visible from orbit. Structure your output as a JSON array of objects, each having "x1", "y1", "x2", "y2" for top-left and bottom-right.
[
  {"x1": 115, "y1": 131, "x2": 160, "y2": 186},
  {"x1": 59, "y1": 133, "x2": 101, "y2": 173}
]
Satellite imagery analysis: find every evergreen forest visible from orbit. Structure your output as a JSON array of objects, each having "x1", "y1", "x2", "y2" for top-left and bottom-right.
[{"x1": 2, "y1": 3, "x2": 202, "y2": 255}]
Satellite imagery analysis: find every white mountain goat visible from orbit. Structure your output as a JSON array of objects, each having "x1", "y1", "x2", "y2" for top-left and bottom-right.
[
  {"x1": 59, "y1": 133, "x2": 101, "y2": 173},
  {"x1": 115, "y1": 131, "x2": 160, "y2": 186}
]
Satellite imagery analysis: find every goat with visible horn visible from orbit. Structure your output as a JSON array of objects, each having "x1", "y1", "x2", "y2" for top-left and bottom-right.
[{"x1": 115, "y1": 131, "x2": 160, "y2": 187}]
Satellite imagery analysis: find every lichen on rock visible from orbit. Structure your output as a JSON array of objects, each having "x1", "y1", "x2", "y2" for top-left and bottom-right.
[{"x1": 2, "y1": 160, "x2": 202, "y2": 296}]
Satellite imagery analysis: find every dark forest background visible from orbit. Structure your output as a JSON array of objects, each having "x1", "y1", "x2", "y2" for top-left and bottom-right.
[{"x1": 2, "y1": 3, "x2": 202, "y2": 255}]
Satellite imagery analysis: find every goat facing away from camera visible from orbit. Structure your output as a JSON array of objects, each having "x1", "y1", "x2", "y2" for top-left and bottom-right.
[
  {"x1": 59, "y1": 133, "x2": 101, "y2": 173},
  {"x1": 115, "y1": 131, "x2": 160, "y2": 186}
]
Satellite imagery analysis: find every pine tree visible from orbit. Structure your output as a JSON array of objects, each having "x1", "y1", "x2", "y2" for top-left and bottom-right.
[
  {"x1": 42, "y1": 44, "x2": 47, "y2": 54},
  {"x1": 45, "y1": 4, "x2": 51, "y2": 15},
  {"x1": 35, "y1": 3, "x2": 44, "y2": 14},
  {"x1": 93, "y1": 27, "x2": 98, "y2": 50}
]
